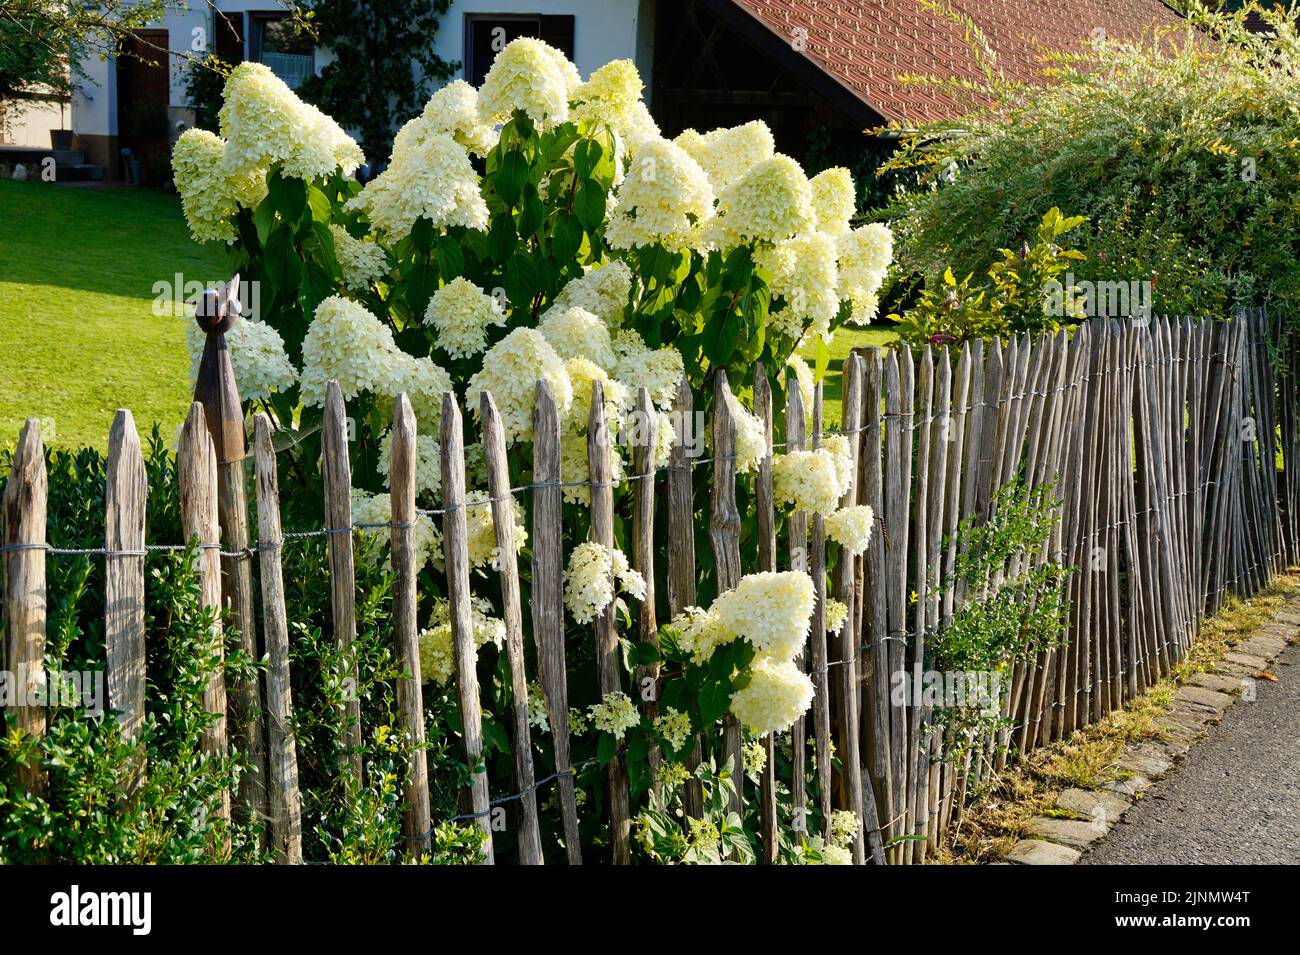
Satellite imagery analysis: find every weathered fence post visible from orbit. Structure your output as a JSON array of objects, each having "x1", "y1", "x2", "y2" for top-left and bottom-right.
[
  {"x1": 753, "y1": 364, "x2": 779, "y2": 863},
  {"x1": 589, "y1": 380, "x2": 632, "y2": 864},
  {"x1": 666, "y1": 376, "x2": 705, "y2": 821},
  {"x1": 193, "y1": 275, "x2": 267, "y2": 839},
  {"x1": 389, "y1": 394, "x2": 432, "y2": 859},
  {"x1": 178, "y1": 402, "x2": 229, "y2": 836},
  {"x1": 322, "y1": 380, "x2": 363, "y2": 783},
  {"x1": 481, "y1": 390, "x2": 543, "y2": 865},
  {"x1": 710, "y1": 371, "x2": 745, "y2": 815},
  {"x1": 785, "y1": 374, "x2": 809, "y2": 835},
  {"x1": 252, "y1": 413, "x2": 303, "y2": 864},
  {"x1": 532, "y1": 380, "x2": 582, "y2": 863},
  {"x1": 4, "y1": 418, "x2": 47, "y2": 798},
  {"x1": 441, "y1": 392, "x2": 494, "y2": 863},
  {"x1": 105, "y1": 410, "x2": 146, "y2": 772},
  {"x1": 631, "y1": 387, "x2": 662, "y2": 793}
]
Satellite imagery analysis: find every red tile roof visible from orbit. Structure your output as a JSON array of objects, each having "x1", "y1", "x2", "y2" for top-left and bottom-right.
[{"x1": 727, "y1": 0, "x2": 1190, "y2": 124}]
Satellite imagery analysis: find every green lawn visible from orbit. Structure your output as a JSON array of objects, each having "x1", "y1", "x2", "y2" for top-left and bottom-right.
[
  {"x1": 0, "y1": 181, "x2": 225, "y2": 450},
  {"x1": 803, "y1": 325, "x2": 899, "y2": 427}
]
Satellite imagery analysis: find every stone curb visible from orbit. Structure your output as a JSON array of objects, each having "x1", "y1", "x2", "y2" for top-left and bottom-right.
[{"x1": 1002, "y1": 593, "x2": 1299, "y2": 864}]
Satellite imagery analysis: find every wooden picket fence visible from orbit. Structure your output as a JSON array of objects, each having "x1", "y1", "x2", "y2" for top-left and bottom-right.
[{"x1": 1, "y1": 309, "x2": 1292, "y2": 865}]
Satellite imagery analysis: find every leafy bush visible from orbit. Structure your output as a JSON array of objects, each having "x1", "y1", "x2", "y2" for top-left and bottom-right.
[
  {"x1": 884, "y1": 2, "x2": 1300, "y2": 324},
  {"x1": 0, "y1": 436, "x2": 483, "y2": 863}
]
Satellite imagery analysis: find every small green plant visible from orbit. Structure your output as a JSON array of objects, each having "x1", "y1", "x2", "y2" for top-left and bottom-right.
[
  {"x1": 633, "y1": 759, "x2": 755, "y2": 864},
  {"x1": 891, "y1": 208, "x2": 1088, "y2": 346},
  {"x1": 927, "y1": 481, "x2": 1073, "y2": 760}
]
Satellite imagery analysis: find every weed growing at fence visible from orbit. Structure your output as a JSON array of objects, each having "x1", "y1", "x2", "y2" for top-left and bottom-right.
[{"x1": 929, "y1": 482, "x2": 1072, "y2": 758}]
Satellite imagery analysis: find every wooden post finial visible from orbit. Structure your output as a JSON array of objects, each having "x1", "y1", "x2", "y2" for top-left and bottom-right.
[{"x1": 192, "y1": 274, "x2": 247, "y2": 465}]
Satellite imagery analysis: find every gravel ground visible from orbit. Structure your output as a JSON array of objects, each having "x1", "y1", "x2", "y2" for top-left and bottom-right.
[{"x1": 1083, "y1": 643, "x2": 1300, "y2": 864}]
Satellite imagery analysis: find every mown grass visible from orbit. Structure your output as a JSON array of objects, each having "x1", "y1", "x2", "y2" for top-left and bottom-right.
[
  {"x1": 0, "y1": 181, "x2": 226, "y2": 450},
  {"x1": 802, "y1": 325, "x2": 899, "y2": 427}
]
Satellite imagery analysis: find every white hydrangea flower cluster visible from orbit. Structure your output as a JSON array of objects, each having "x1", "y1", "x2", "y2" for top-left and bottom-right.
[
  {"x1": 378, "y1": 430, "x2": 441, "y2": 502},
  {"x1": 329, "y1": 225, "x2": 387, "y2": 291},
  {"x1": 838, "y1": 223, "x2": 893, "y2": 325},
  {"x1": 344, "y1": 121, "x2": 488, "y2": 241},
  {"x1": 654, "y1": 707, "x2": 692, "y2": 752},
  {"x1": 466, "y1": 328, "x2": 574, "y2": 445},
  {"x1": 420, "y1": 79, "x2": 499, "y2": 156},
  {"x1": 607, "y1": 139, "x2": 714, "y2": 252},
  {"x1": 669, "y1": 570, "x2": 817, "y2": 735},
  {"x1": 350, "y1": 489, "x2": 442, "y2": 571},
  {"x1": 725, "y1": 392, "x2": 768, "y2": 474},
  {"x1": 559, "y1": 357, "x2": 630, "y2": 502},
  {"x1": 219, "y1": 62, "x2": 363, "y2": 182},
  {"x1": 712, "y1": 571, "x2": 816, "y2": 661},
  {"x1": 563, "y1": 542, "x2": 646, "y2": 624},
  {"x1": 424, "y1": 277, "x2": 507, "y2": 360},
  {"x1": 526, "y1": 681, "x2": 550, "y2": 732},
  {"x1": 771, "y1": 447, "x2": 848, "y2": 516},
  {"x1": 810, "y1": 167, "x2": 856, "y2": 236},
  {"x1": 546, "y1": 260, "x2": 633, "y2": 328},
  {"x1": 675, "y1": 121, "x2": 775, "y2": 192},
  {"x1": 743, "y1": 738, "x2": 767, "y2": 776},
  {"x1": 417, "y1": 595, "x2": 506, "y2": 684},
  {"x1": 171, "y1": 129, "x2": 241, "y2": 243},
  {"x1": 823, "y1": 433, "x2": 855, "y2": 494},
  {"x1": 825, "y1": 504, "x2": 875, "y2": 555},
  {"x1": 613, "y1": 331, "x2": 685, "y2": 412},
  {"x1": 572, "y1": 59, "x2": 643, "y2": 135},
  {"x1": 300, "y1": 297, "x2": 453, "y2": 434},
  {"x1": 477, "y1": 37, "x2": 577, "y2": 129},
  {"x1": 183, "y1": 312, "x2": 297, "y2": 402},
  {"x1": 589, "y1": 690, "x2": 640, "y2": 741},
  {"x1": 824, "y1": 598, "x2": 849, "y2": 635},
  {"x1": 709, "y1": 154, "x2": 816, "y2": 247},
  {"x1": 761, "y1": 230, "x2": 841, "y2": 342},
  {"x1": 464, "y1": 491, "x2": 527, "y2": 570},
  {"x1": 540, "y1": 306, "x2": 617, "y2": 370},
  {"x1": 729, "y1": 655, "x2": 816, "y2": 737}
]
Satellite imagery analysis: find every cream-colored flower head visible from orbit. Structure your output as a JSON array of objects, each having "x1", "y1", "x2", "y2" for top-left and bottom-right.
[
  {"x1": 758, "y1": 230, "x2": 840, "y2": 342},
  {"x1": 564, "y1": 542, "x2": 645, "y2": 624},
  {"x1": 712, "y1": 571, "x2": 815, "y2": 662},
  {"x1": 612, "y1": 330, "x2": 684, "y2": 412},
  {"x1": 606, "y1": 138, "x2": 714, "y2": 251},
  {"x1": 299, "y1": 296, "x2": 400, "y2": 407},
  {"x1": 825, "y1": 505, "x2": 875, "y2": 555},
  {"x1": 546, "y1": 260, "x2": 633, "y2": 328},
  {"x1": 219, "y1": 62, "x2": 363, "y2": 181},
  {"x1": 465, "y1": 490, "x2": 527, "y2": 569},
  {"x1": 344, "y1": 124, "x2": 487, "y2": 241},
  {"x1": 418, "y1": 595, "x2": 505, "y2": 683},
  {"x1": 330, "y1": 224, "x2": 387, "y2": 291},
  {"x1": 674, "y1": 120, "x2": 775, "y2": 192},
  {"x1": 424, "y1": 277, "x2": 507, "y2": 360},
  {"x1": 350, "y1": 488, "x2": 442, "y2": 572},
  {"x1": 589, "y1": 690, "x2": 640, "y2": 740},
  {"x1": 709, "y1": 154, "x2": 815, "y2": 246},
  {"x1": 539, "y1": 306, "x2": 617, "y2": 370},
  {"x1": 477, "y1": 37, "x2": 575, "y2": 129},
  {"x1": 421, "y1": 79, "x2": 499, "y2": 155},
  {"x1": 466, "y1": 327, "x2": 574, "y2": 444},
  {"x1": 378, "y1": 430, "x2": 441, "y2": 502},
  {"x1": 772, "y1": 447, "x2": 847, "y2": 517},
  {"x1": 838, "y1": 223, "x2": 893, "y2": 325},
  {"x1": 729, "y1": 655, "x2": 815, "y2": 735},
  {"x1": 172, "y1": 129, "x2": 241, "y2": 243},
  {"x1": 810, "y1": 167, "x2": 856, "y2": 236},
  {"x1": 573, "y1": 59, "x2": 646, "y2": 140}
]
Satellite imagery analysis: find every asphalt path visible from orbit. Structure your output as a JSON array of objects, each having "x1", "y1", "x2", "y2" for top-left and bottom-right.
[{"x1": 1082, "y1": 643, "x2": 1300, "y2": 864}]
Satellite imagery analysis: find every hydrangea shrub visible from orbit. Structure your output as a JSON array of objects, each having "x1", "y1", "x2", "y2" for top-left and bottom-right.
[{"x1": 172, "y1": 41, "x2": 892, "y2": 857}]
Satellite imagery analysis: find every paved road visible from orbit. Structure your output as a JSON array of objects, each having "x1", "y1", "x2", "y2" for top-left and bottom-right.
[{"x1": 1083, "y1": 643, "x2": 1300, "y2": 865}]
